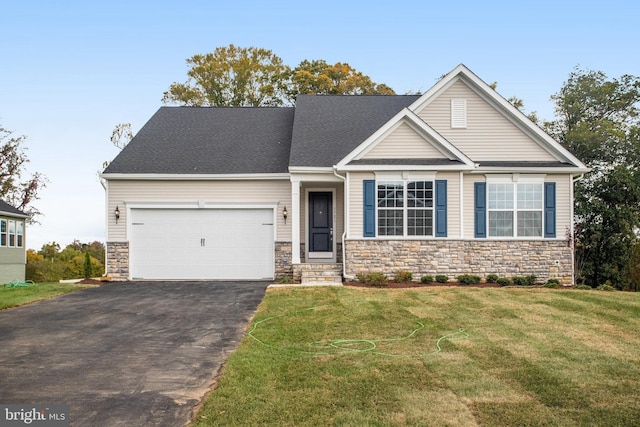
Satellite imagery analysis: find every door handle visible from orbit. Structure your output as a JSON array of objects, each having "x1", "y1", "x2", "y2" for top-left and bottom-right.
[
  {"x1": 330, "y1": 228, "x2": 333, "y2": 236},
  {"x1": 201, "y1": 238, "x2": 205, "y2": 247}
]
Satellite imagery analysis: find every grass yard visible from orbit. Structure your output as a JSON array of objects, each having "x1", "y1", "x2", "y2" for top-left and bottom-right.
[
  {"x1": 0, "y1": 282, "x2": 90, "y2": 310},
  {"x1": 192, "y1": 286, "x2": 640, "y2": 426}
]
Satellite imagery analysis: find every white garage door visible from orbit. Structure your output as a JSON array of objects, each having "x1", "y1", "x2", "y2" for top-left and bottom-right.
[{"x1": 129, "y1": 208, "x2": 274, "y2": 280}]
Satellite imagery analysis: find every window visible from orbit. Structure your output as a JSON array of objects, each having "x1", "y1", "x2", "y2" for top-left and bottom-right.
[
  {"x1": 378, "y1": 181, "x2": 433, "y2": 236},
  {"x1": 0, "y1": 220, "x2": 6, "y2": 246},
  {"x1": 8, "y1": 220, "x2": 15, "y2": 247},
  {"x1": 16, "y1": 221, "x2": 24, "y2": 247},
  {"x1": 488, "y1": 182, "x2": 543, "y2": 237}
]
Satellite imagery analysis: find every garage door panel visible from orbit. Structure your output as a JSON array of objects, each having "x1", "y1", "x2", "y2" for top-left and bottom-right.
[{"x1": 130, "y1": 208, "x2": 274, "y2": 280}]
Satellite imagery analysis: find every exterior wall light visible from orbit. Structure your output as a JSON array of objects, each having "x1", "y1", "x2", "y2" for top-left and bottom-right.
[
  {"x1": 283, "y1": 205, "x2": 288, "y2": 224},
  {"x1": 115, "y1": 206, "x2": 120, "y2": 224}
]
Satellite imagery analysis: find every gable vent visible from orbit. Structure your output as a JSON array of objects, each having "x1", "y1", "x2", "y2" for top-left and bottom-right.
[{"x1": 451, "y1": 99, "x2": 467, "y2": 128}]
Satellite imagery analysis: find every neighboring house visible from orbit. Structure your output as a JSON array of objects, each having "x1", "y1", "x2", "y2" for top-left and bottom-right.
[
  {"x1": 102, "y1": 64, "x2": 588, "y2": 284},
  {"x1": 0, "y1": 200, "x2": 28, "y2": 284}
]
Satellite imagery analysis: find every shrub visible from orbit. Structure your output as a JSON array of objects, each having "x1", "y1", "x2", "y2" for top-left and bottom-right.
[
  {"x1": 457, "y1": 274, "x2": 481, "y2": 285},
  {"x1": 394, "y1": 270, "x2": 413, "y2": 283},
  {"x1": 435, "y1": 275, "x2": 448, "y2": 283},
  {"x1": 357, "y1": 272, "x2": 388, "y2": 286},
  {"x1": 543, "y1": 281, "x2": 559, "y2": 289},
  {"x1": 576, "y1": 284, "x2": 592, "y2": 290},
  {"x1": 486, "y1": 273, "x2": 499, "y2": 283},
  {"x1": 420, "y1": 275, "x2": 434, "y2": 284},
  {"x1": 275, "y1": 276, "x2": 294, "y2": 284},
  {"x1": 512, "y1": 275, "x2": 537, "y2": 286},
  {"x1": 496, "y1": 277, "x2": 512, "y2": 286},
  {"x1": 546, "y1": 278, "x2": 560, "y2": 286},
  {"x1": 596, "y1": 284, "x2": 616, "y2": 292}
]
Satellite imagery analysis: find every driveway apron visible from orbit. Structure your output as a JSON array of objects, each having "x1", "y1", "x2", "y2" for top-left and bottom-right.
[{"x1": 0, "y1": 281, "x2": 268, "y2": 426}]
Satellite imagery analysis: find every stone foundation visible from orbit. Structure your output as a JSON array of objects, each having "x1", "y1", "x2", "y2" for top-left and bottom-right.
[
  {"x1": 345, "y1": 239, "x2": 573, "y2": 284},
  {"x1": 106, "y1": 241, "x2": 129, "y2": 281},
  {"x1": 275, "y1": 241, "x2": 293, "y2": 279}
]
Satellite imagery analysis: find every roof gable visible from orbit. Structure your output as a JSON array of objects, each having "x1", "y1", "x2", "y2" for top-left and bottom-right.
[
  {"x1": 336, "y1": 108, "x2": 474, "y2": 170},
  {"x1": 408, "y1": 64, "x2": 588, "y2": 168}
]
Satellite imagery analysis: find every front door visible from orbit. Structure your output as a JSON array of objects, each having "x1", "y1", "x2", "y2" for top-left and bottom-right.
[{"x1": 308, "y1": 192, "x2": 333, "y2": 259}]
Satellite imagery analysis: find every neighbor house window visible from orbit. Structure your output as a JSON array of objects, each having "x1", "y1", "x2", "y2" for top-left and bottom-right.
[
  {"x1": 16, "y1": 221, "x2": 24, "y2": 247},
  {"x1": 0, "y1": 220, "x2": 6, "y2": 246},
  {"x1": 488, "y1": 182, "x2": 543, "y2": 237},
  {"x1": 8, "y1": 220, "x2": 15, "y2": 247},
  {"x1": 378, "y1": 181, "x2": 433, "y2": 236}
]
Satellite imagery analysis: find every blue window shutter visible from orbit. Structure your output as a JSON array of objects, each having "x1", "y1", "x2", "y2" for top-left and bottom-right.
[
  {"x1": 544, "y1": 182, "x2": 556, "y2": 238},
  {"x1": 474, "y1": 182, "x2": 486, "y2": 238},
  {"x1": 363, "y1": 180, "x2": 376, "y2": 237},
  {"x1": 435, "y1": 180, "x2": 447, "y2": 237}
]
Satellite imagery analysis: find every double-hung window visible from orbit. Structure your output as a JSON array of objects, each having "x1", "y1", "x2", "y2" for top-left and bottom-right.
[
  {"x1": 16, "y1": 221, "x2": 24, "y2": 247},
  {"x1": 8, "y1": 220, "x2": 16, "y2": 247},
  {"x1": 488, "y1": 180, "x2": 543, "y2": 237},
  {"x1": 0, "y1": 219, "x2": 6, "y2": 246},
  {"x1": 377, "y1": 180, "x2": 434, "y2": 237}
]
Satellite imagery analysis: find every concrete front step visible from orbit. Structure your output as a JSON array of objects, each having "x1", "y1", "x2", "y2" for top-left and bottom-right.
[{"x1": 300, "y1": 263, "x2": 343, "y2": 285}]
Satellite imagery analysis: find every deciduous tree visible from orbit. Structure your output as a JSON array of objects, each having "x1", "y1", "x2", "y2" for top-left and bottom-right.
[
  {"x1": 547, "y1": 68, "x2": 640, "y2": 288},
  {"x1": 162, "y1": 45, "x2": 291, "y2": 107},
  {"x1": 0, "y1": 126, "x2": 47, "y2": 222}
]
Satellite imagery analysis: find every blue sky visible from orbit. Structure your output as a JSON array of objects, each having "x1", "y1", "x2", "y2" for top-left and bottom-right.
[{"x1": 1, "y1": 0, "x2": 638, "y2": 250}]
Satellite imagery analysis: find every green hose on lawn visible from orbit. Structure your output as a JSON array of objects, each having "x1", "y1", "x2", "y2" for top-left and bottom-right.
[{"x1": 3, "y1": 280, "x2": 35, "y2": 288}]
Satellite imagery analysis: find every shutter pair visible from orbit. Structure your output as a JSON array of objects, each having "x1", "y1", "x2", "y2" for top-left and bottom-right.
[
  {"x1": 363, "y1": 180, "x2": 447, "y2": 237},
  {"x1": 474, "y1": 182, "x2": 556, "y2": 238}
]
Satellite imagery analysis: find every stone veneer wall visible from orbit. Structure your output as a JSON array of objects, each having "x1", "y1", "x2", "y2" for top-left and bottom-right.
[
  {"x1": 106, "y1": 241, "x2": 129, "y2": 281},
  {"x1": 345, "y1": 240, "x2": 573, "y2": 284},
  {"x1": 275, "y1": 241, "x2": 293, "y2": 279}
]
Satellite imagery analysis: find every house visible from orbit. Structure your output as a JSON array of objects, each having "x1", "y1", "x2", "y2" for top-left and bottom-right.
[
  {"x1": 0, "y1": 200, "x2": 28, "y2": 284},
  {"x1": 102, "y1": 64, "x2": 588, "y2": 284}
]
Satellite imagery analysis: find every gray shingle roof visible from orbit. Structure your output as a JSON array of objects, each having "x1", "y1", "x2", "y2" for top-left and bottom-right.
[
  {"x1": 103, "y1": 107, "x2": 295, "y2": 174},
  {"x1": 289, "y1": 95, "x2": 420, "y2": 167},
  {"x1": 0, "y1": 200, "x2": 27, "y2": 217}
]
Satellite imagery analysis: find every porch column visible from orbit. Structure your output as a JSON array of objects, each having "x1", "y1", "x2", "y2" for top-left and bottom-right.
[{"x1": 291, "y1": 178, "x2": 301, "y2": 264}]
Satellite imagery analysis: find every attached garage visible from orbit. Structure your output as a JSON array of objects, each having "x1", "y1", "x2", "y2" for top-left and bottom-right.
[{"x1": 129, "y1": 208, "x2": 275, "y2": 280}]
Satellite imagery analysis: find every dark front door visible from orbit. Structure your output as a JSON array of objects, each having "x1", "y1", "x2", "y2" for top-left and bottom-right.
[{"x1": 309, "y1": 192, "x2": 333, "y2": 254}]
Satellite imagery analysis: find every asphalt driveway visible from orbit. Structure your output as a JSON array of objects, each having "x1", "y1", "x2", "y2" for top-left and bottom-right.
[{"x1": 0, "y1": 281, "x2": 269, "y2": 426}]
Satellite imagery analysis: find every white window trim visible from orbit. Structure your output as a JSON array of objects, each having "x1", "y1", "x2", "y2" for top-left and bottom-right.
[
  {"x1": 0, "y1": 219, "x2": 6, "y2": 247},
  {"x1": 8, "y1": 220, "x2": 16, "y2": 247},
  {"x1": 376, "y1": 178, "x2": 435, "y2": 238}
]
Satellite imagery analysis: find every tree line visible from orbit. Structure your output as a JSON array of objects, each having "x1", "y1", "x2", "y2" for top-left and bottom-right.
[{"x1": 26, "y1": 241, "x2": 105, "y2": 283}]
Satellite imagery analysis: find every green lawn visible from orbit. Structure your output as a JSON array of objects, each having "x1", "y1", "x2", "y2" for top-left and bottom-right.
[
  {"x1": 0, "y1": 282, "x2": 90, "y2": 310},
  {"x1": 192, "y1": 286, "x2": 640, "y2": 426}
]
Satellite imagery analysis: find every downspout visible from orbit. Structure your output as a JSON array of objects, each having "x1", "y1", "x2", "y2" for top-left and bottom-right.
[
  {"x1": 570, "y1": 173, "x2": 585, "y2": 285},
  {"x1": 333, "y1": 167, "x2": 354, "y2": 280},
  {"x1": 100, "y1": 173, "x2": 108, "y2": 277}
]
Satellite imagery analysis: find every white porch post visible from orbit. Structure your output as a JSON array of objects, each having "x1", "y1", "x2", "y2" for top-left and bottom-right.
[{"x1": 291, "y1": 177, "x2": 301, "y2": 264}]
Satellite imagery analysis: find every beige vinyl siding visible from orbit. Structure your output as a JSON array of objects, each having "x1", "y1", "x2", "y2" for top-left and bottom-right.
[
  {"x1": 418, "y1": 79, "x2": 557, "y2": 162},
  {"x1": 436, "y1": 171, "x2": 460, "y2": 238},
  {"x1": 547, "y1": 174, "x2": 572, "y2": 235},
  {"x1": 347, "y1": 171, "x2": 460, "y2": 239},
  {"x1": 107, "y1": 179, "x2": 292, "y2": 242},
  {"x1": 463, "y1": 174, "x2": 485, "y2": 238},
  {"x1": 361, "y1": 122, "x2": 447, "y2": 159},
  {"x1": 347, "y1": 172, "x2": 374, "y2": 239},
  {"x1": 462, "y1": 173, "x2": 573, "y2": 239},
  {"x1": 298, "y1": 183, "x2": 344, "y2": 243}
]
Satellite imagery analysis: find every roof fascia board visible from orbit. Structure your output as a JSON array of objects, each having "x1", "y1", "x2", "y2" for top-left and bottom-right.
[
  {"x1": 470, "y1": 166, "x2": 590, "y2": 174},
  {"x1": 336, "y1": 108, "x2": 475, "y2": 169},
  {"x1": 339, "y1": 164, "x2": 473, "y2": 172},
  {"x1": 101, "y1": 173, "x2": 291, "y2": 181},
  {"x1": 0, "y1": 211, "x2": 29, "y2": 219}
]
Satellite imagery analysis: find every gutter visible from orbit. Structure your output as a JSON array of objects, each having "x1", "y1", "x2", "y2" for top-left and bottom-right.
[{"x1": 333, "y1": 167, "x2": 354, "y2": 280}]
